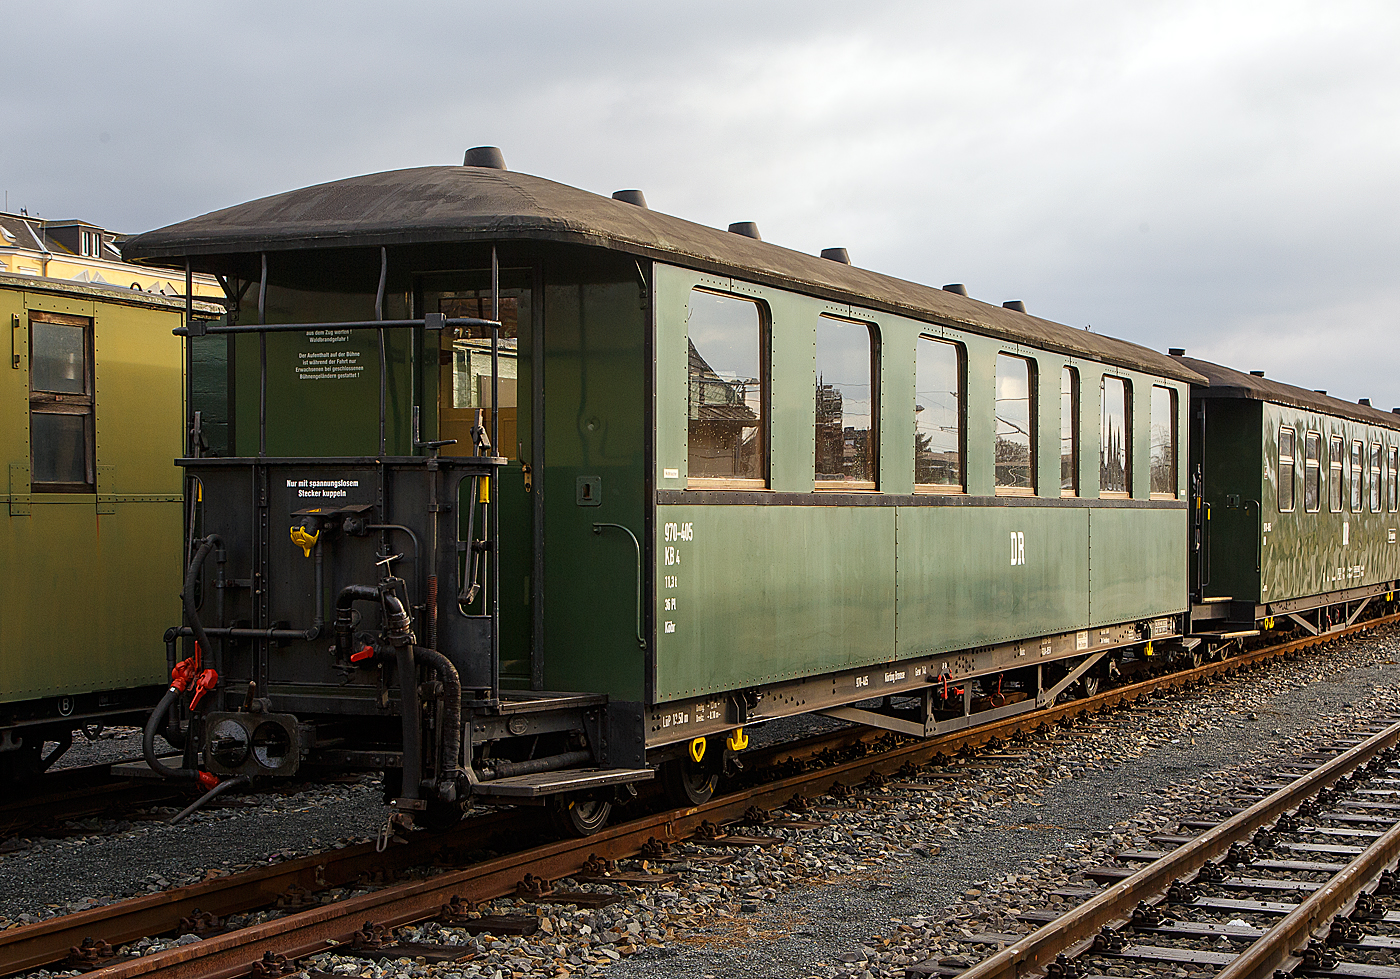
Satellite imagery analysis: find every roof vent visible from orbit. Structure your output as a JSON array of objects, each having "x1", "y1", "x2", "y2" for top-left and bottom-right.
[
  {"x1": 942, "y1": 283, "x2": 968, "y2": 296},
  {"x1": 727, "y1": 222, "x2": 761, "y2": 240},
  {"x1": 1003, "y1": 300, "x2": 1026, "y2": 313},
  {"x1": 1314, "y1": 390, "x2": 1327, "y2": 395},
  {"x1": 1393, "y1": 408, "x2": 1400, "y2": 415},
  {"x1": 820, "y1": 247, "x2": 851, "y2": 264},
  {"x1": 1249, "y1": 370, "x2": 1265, "y2": 377},
  {"x1": 463, "y1": 146, "x2": 507, "y2": 169},
  {"x1": 612, "y1": 189, "x2": 648, "y2": 208},
  {"x1": 1360, "y1": 398, "x2": 1372, "y2": 406},
  {"x1": 1168, "y1": 348, "x2": 1186, "y2": 356}
]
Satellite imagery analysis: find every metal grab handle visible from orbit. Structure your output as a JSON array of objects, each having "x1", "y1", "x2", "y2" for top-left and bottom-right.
[{"x1": 592, "y1": 523, "x2": 645, "y2": 649}]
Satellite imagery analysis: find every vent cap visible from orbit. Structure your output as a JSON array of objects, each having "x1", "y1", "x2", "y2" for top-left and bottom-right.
[
  {"x1": 612, "y1": 189, "x2": 648, "y2": 208},
  {"x1": 1249, "y1": 370, "x2": 1265, "y2": 377},
  {"x1": 727, "y1": 221, "x2": 761, "y2": 240},
  {"x1": 1168, "y1": 347, "x2": 1186, "y2": 356},
  {"x1": 1003, "y1": 300, "x2": 1026, "y2": 313},
  {"x1": 1360, "y1": 398, "x2": 1372, "y2": 406},
  {"x1": 463, "y1": 146, "x2": 507, "y2": 169},
  {"x1": 942, "y1": 283, "x2": 968, "y2": 296},
  {"x1": 1314, "y1": 390, "x2": 1327, "y2": 395},
  {"x1": 820, "y1": 247, "x2": 851, "y2": 264}
]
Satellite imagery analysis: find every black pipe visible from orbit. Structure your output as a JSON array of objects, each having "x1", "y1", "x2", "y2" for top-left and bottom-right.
[
  {"x1": 143, "y1": 687, "x2": 197, "y2": 781},
  {"x1": 168, "y1": 774, "x2": 250, "y2": 824},
  {"x1": 171, "y1": 626, "x2": 315, "y2": 641},
  {"x1": 414, "y1": 646, "x2": 461, "y2": 795},
  {"x1": 395, "y1": 645, "x2": 424, "y2": 801},
  {"x1": 481, "y1": 749, "x2": 593, "y2": 781},
  {"x1": 334, "y1": 583, "x2": 381, "y2": 657},
  {"x1": 183, "y1": 536, "x2": 223, "y2": 674},
  {"x1": 311, "y1": 538, "x2": 325, "y2": 639}
]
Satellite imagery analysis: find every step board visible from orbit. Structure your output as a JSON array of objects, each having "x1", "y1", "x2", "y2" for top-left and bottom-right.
[
  {"x1": 473, "y1": 767, "x2": 654, "y2": 798},
  {"x1": 490, "y1": 691, "x2": 609, "y2": 714}
]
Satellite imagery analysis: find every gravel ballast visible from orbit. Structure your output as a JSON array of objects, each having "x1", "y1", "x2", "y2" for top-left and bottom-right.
[{"x1": 4, "y1": 630, "x2": 1399, "y2": 979}]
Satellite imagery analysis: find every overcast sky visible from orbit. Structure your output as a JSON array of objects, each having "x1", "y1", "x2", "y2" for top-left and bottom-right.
[{"x1": 5, "y1": 1, "x2": 1397, "y2": 405}]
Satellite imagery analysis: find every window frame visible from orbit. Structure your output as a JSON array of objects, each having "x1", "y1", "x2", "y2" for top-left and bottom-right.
[
  {"x1": 28, "y1": 310, "x2": 96, "y2": 493},
  {"x1": 1149, "y1": 385, "x2": 1178, "y2": 500},
  {"x1": 993, "y1": 353, "x2": 1036, "y2": 496},
  {"x1": 1351, "y1": 438, "x2": 1364, "y2": 512},
  {"x1": 913, "y1": 335, "x2": 966, "y2": 494},
  {"x1": 1099, "y1": 375, "x2": 1132, "y2": 499},
  {"x1": 685, "y1": 288, "x2": 771, "y2": 490},
  {"x1": 1371, "y1": 441, "x2": 1384, "y2": 513},
  {"x1": 814, "y1": 315, "x2": 880, "y2": 491},
  {"x1": 1277, "y1": 426, "x2": 1296, "y2": 513},
  {"x1": 1328, "y1": 435, "x2": 1344, "y2": 513},
  {"x1": 1390, "y1": 445, "x2": 1398, "y2": 513},
  {"x1": 1304, "y1": 432, "x2": 1321, "y2": 513},
  {"x1": 1060, "y1": 366, "x2": 1079, "y2": 498}
]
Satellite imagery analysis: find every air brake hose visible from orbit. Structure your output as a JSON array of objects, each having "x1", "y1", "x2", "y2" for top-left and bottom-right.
[
  {"x1": 183, "y1": 535, "x2": 223, "y2": 674},
  {"x1": 413, "y1": 646, "x2": 462, "y2": 793},
  {"x1": 143, "y1": 687, "x2": 198, "y2": 781}
]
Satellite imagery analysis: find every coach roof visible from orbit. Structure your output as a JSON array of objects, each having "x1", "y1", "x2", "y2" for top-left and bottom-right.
[
  {"x1": 123, "y1": 164, "x2": 1204, "y2": 384},
  {"x1": 1178, "y1": 356, "x2": 1400, "y2": 430}
]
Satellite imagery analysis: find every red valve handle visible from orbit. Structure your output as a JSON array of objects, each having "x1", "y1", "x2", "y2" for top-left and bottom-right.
[
  {"x1": 350, "y1": 645, "x2": 376, "y2": 664},
  {"x1": 188, "y1": 669, "x2": 219, "y2": 710},
  {"x1": 170, "y1": 657, "x2": 197, "y2": 692}
]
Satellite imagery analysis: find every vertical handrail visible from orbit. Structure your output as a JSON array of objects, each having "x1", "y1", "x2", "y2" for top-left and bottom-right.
[
  {"x1": 489, "y1": 247, "x2": 501, "y2": 699},
  {"x1": 377, "y1": 246, "x2": 388, "y2": 457},
  {"x1": 592, "y1": 523, "x2": 646, "y2": 649},
  {"x1": 258, "y1": 253, "x2": 267, "y2": 457}
]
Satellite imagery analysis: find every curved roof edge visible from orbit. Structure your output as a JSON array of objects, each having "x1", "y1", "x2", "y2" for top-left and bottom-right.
[
  {"x1": 1178, "y1": 356, "x2": 1400, "y2": 430},
  {"x1": 123, "y1": 165, "x2": 1205, "y2": 385}
]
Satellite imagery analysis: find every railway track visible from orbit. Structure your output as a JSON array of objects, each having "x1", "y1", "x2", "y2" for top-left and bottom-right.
[
  {"x1": 922, "y1": 715, "x2": 1400, "y2": 979},
  {"x1": 0, "y1": 762, "x2": 189, "y2": 846},
  {"x1": 1, "y1": 615, "x2": 1394, "y2": 979}
]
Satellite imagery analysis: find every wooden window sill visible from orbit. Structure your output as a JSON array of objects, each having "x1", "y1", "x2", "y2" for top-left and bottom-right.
[
  {"x1": 1149, "y1": 492, "x2": 1178, "y2": 501},
  {"x1": 914, "y1": 484, "x2": 965, "y2": 495},
  {"x1": 1100, "y1": 491, "x2": 1131, "y2": 500},
  {"x1": 815, "y1": 481, "x2": 877, "y2": 492},
  {"x1": 686, "y1": 478, "x2": 768, "y2": 491},
  {"x1": 995, "y1": 486, "x2": 1036, "y2": 497}
]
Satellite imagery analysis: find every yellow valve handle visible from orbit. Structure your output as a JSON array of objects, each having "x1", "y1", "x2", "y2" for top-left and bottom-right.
[
  {"x1": 289, "y1": 525, "x2": 320, "y2": 557},
  {"x1": 726, "y1": 727, "x2": 748, "y2": 752},
  {"x1": 688, "y1": 737, "x2": 707, "y2": 764},
  {"x1": 478, "y1": 477, "x2": 490, "y2": 504}
]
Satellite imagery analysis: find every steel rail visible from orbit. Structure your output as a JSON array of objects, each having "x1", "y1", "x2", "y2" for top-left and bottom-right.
[
  {"x1": 2, "y1": 612, "x2": 1393, "y2": 979},
  {"x1": 1213, "y1": 806, "x2": 1400, "y2": 979},
  {"x1": 950, "y1": 717, "x2": 1400, "y2": 979}
]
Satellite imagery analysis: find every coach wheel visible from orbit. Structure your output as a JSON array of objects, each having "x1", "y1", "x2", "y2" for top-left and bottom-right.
[
  {"x1": 0, "y1": 739, "x2": 43, "y2": 783},
  {"x1": 1080, "y1": 672, "x2": 1101, "y2": 698},
  {"x1": 552, "y1": 795, "x2": 612, "y2": 837},
  {"x1": 662, "y1": 756, "x2": 719, "y2": 807}
]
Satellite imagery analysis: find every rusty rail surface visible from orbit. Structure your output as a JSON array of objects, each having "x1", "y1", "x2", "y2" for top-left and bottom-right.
[
  {"x1": 952, "y1": 718, "x2": 1400, "y2": 979},
  {"x1": 2, "y1": 613, "x2": 1393, "y2": 979}
]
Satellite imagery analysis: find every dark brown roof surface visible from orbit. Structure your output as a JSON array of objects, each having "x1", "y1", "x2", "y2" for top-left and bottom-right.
[
  {"x1": 1178, "y1": 356, "x2": 1400, "y2": 430},
  {"x1": 122, "y1": 165, "x2": 1204, "y2": 384}
]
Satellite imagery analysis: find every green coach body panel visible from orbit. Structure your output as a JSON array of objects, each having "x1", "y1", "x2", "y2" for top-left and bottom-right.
[
  {"x1": 893, "y1": 504, "x2": 1089, "y2": 657},
  {"x1": 1256, "y1": 401, "x2": 1400, "y2": 604},
  {"x1": 539, "y1": 251, "x2": 648, "y2": 702},
  {"x1": 2, "y1": 281, "x2": 184, "y2": 704},
  {"x1": 1088, "y1": 507, "x2": 1188, "y2": 626},
  {"x1": 654, "y1": 504, "x2": 895, "y2": 699}
]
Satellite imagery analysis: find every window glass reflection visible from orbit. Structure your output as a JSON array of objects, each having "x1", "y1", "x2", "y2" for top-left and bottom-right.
[
  {"x1": 914, "y1": 338, "x2": 962, "y2": 488},
  {"x1": 687, "y1": 291, "x2": 765, "y2": 481},
  {"x1": 815, "y1": 317, "x2": 877, "y2": 483},
  {"x1": 1100, "y1": 376, "x2": 1130, "y2": 495},
  {"x1": 995, "y1": 354, "x2": 1033, "y2": 491}
]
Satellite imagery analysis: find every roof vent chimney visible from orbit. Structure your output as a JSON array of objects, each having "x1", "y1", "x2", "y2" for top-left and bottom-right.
[
  {"x1": 612, "y1": 189, "x2": 648, "y2": 208},
  {"x1": 1360, "y1": 398, "x2": 1372, "y2": 406},
  {"x1": 1249, "y1": 370, "x2": 1265, "y2": 377},
  {"x1": 1003, "y1": 300, "x2": 1026, "y2": 313},
  {"x1": 942, "y1": 283, "x2": 968, "y2": 296},
  {"x1": 727, "y1": 221, "x2": 761, "y2": 240},
  {"x1": 1168, "y1": 348, "x2": 1186, "y2": 356},
  {"x1": 463, "y1": 146, "x2": 507, "y2": 169},
  {"x1": 820, "y1": 247, "x2": 851, "y2": 264}
]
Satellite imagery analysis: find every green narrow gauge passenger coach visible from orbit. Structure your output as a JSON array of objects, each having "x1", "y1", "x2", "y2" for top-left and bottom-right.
[{"x1": 118, "y1": 148, "x2": 1230, "y2": 833}]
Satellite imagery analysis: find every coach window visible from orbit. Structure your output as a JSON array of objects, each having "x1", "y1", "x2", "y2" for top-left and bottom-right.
[
  {"x1": 1061, "y1": 367, "x2": 1078, "y2": 496},
  {"x1": 687, "y1": 290, "x2": 767, "y2": 486},
  {"x1": 1277, "y1": 427, "x2": 1295, "y2": 513},
  {"x1": 1100, "y1": 376, "x2": 1130, "y2": 498},
  {"x1": 815, "y1": 316, "x2": 878, "y2": 488},
  {"x1": 1304, "y1": 433, "x2": 1321, "y2": 512},
  {"x1": 1390, "y1": 446, "x2": 1398, "y2": 512},
  {"x1": 914, "y1": 337, "x2": 964, "y2": 492},
  {"x1": 29, "y1": 311, "x2": 95, "y2": 492},
  {"x1": 1150, "y1": 385, "x2": 1177, "y2": 498},
  {"x1": 995, "y1": 354, "x2": 1035, "y2": 494},
  {"x1": 1371, "y1": 441, "x2": 1384, "y2": 512},
  {"x1": 1328, "y1": 435, "x2": 1344, "y2": 512},
  {"x1": 1351, "y1": 439, "x2": 1364, "y2": 512}
]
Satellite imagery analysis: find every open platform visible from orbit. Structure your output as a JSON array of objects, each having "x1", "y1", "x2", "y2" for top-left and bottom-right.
[{"x1": 473, "y1": 767, "x2": 654, "y2": 798}]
